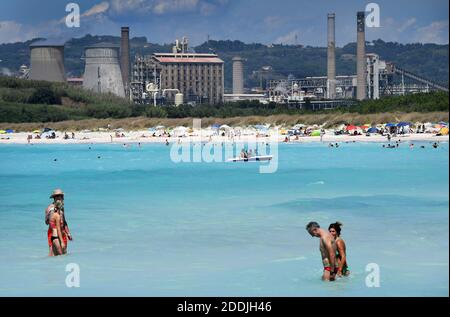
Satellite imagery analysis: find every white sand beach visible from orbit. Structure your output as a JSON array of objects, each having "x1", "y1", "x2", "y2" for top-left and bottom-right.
[{"x1": 1, "y1": 130, "x2": 448, "y2": 145}]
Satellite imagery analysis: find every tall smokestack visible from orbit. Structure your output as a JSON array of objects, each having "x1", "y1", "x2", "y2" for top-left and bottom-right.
[
  {"x1": 356, "y1": 11, "x2": 366, "y2": 100},
  {"x1": 232, "y1": 57, "x2": 244, "y2": 94},
  {"x1": 327, "y1": 13, "x2": 336, "y2": 99},
  {"x1": 120, "y1": 26, "x2": 130, "y2": 97}
]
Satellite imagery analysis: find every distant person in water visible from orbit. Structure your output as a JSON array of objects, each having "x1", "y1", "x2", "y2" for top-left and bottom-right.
[
  {"x1": 329, "y1": 222, "x2": 350, "y2": 277},
  {"x1": 306, "y1": 222, "x2": 336, "y2": 281},
  {"x1": 45, "y1": 189, "x2": 72, "y2": 256}
]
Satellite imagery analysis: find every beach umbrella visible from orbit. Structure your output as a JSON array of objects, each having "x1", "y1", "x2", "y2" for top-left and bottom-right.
[
  {"x1": 385, "y1": 123, "x2": 396, "y2": 127},
  {"x1": 360, "y1": 125, "x2": 369, "y2": 130},
  {"x1": 346, "y1": 125, "x2": 358, "y2": 131},
  {"x1": 0, "y1": 130, "x2": 6, "y2": 134},
  {"x1": 211, "y1": 124, "x2": 220, "y2": 130},
  {"x1": 219, "y1": 124, "x2": 231, "y2": 130},
  {"x1": 311, "y1": 130, "x2": 321, "y2": 137},
  {"x1": 397, "y1": 122, "x2": 410, "y2": 127},
  {"x1": 438, "y1": 121, "x2": 448, "y2": 127},
  {"x1": 5, "y1": 129, "x2": 14, "y2": 133},
  {"x1": 32, "y1": 130, "x2": 41, "y2": 134},
  {"x1": 440, "y1": 127, "x2": 449, "y2": 135},
  {"x1": 368, "y1": 127, "x2": 379, "y2": 133}
]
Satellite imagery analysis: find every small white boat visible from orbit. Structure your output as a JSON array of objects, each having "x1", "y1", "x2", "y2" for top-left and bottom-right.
[{"x1": 227, "y1": 155, "x2": 273, "y2": 162}]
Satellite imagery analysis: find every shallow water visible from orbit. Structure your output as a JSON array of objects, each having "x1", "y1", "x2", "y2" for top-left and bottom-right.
[{"x1": 0, "y1": 141, "x2": 448, "y2": 296}]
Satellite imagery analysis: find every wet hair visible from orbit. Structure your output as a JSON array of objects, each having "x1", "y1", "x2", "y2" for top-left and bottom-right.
[
  {"x1": 328, "y1": 222, "x2": 343, "y2": 236},
  {"x1": 306, "y1": 222, "x2": 320, "y2": 233}
]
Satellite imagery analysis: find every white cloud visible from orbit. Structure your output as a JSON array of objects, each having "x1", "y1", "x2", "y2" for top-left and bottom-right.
[
  {"x1": 109, "y1": 0, "x2": 224, "y2": 15},
  {"x1": 397, "y1": 17, "x2": 416, "y2": 33},
  {"x1": 414, "y1": 20, "x2": 449, "y2": 44},
  {"x1": 264, "y1": 16, "x2": 283, "y2": 30},
  {"x1": 83, "y1": 1, "x2": 110, "y2": 18},
  {"x1": 274, "y1": 30, "x2": 300, "y2": 45},
  {"x1": 0, "y1": 21, "x2": 38, "y2": 43}
]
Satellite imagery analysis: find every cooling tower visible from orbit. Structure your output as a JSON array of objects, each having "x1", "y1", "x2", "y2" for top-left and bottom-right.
[
  {"x1": 356, "y1": 11, "x2": 367, "y2": 100},
  {"x1": 327, "y1": 13, "x2": 336, "y2": 99},
  {"x1": 120, "y1": 27, "x2": 130, "y2": 97},
  {"x1": 232, "y1": 57, "x2": 244, "y2": 94},
  {"x1": 29, "y1": 41, "x2": 66, "y2": 82},
  {"x1": 83, "y1": 43, "x2": 125, "y2": 97}
]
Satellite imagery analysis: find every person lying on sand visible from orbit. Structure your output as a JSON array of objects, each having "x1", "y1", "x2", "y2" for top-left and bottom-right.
[{"x1": 306, "y1": 222, "x2": 336, "y2": 281}]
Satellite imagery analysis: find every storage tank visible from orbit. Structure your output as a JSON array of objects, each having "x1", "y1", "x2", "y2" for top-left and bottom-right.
[
  {"x1": 83, "y1": 43, "x2": 125, "y2": 97},
  {"x1": 175, "y1": 93, "x2": 184, "y2": 106},
  {"x1": 28, "y1": 40, "x2": 66, "y2": 82}
]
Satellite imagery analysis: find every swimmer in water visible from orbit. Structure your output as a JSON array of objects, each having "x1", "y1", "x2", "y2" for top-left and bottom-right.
[
  {"x1": 165, "y1": 139, "x2": 169, "y2": 146},
  {"x1": 328, "y1": 222, "x2": 350, "y2": 277},
  {"x1": 306, "y1": 222, "x2": 337, "y2": 281}
]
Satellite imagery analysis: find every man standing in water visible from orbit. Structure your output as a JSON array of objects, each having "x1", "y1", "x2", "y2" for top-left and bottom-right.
[
  {"x1": 306, "y1": 222, "x2": 336, "y2": 281},
  {"x1": 45, "y1": 189, "x2": 73, "y2": 256}
]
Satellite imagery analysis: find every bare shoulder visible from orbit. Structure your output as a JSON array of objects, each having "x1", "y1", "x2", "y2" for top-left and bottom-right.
[
  {"x1": 336, "y1": 238, "x2": 346, "y2": 248},
  {"x1": 46, "y1": 204, "x2": 54, "y2": 212}
]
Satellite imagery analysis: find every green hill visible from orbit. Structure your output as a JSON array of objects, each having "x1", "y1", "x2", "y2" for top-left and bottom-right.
[{"x1": 0, "y1": 36, "x2": 448, "y2": 89}]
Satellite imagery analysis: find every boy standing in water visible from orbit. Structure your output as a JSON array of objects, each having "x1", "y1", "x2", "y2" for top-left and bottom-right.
[{"x1": 306, "y1": 222, "x2": 337, "y2": 281}]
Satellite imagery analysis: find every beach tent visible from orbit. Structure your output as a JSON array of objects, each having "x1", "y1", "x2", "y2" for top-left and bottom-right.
[
  {"x1": 293, "y1": 124, "x2": 306, "y2": 130},
  {"x1": 368, "y1": 127, "x2": 379, "y2": 133},
  {"x1": 5, "y1": 129, "x2": 14, "y2": 133},
  {"x1": 219, "y1": 124, "x2": 231, "y2": 131},
  {"x1": 311, "y1": 130, "x2": 321, "y2": 137},
  {"x1": 173, "y1": 126, "x2": 188, "y2": 137}
]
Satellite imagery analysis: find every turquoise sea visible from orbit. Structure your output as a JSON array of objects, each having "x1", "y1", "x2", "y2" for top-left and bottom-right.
[{"x1": 0, "y1": 141, "x2": 448, "y2": 296}]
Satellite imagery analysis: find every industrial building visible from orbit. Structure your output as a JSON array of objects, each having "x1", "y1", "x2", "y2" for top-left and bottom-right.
[
  {"x1": 267, "y1": 11, "x2": 448, "y2": 106},
  {"x1": 28, "y1": 41, "x2": 66, "y2": 82},
  {"x1": 83, "y1": 43, "x2": 125, "y2": 97},
  {"x1": 131, "y1": 38, "x2": 224, "y2": 105}
]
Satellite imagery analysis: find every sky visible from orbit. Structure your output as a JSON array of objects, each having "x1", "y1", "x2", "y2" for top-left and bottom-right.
[{"x1": 0, "y1": 0, "x2": 448, "y2": 46}]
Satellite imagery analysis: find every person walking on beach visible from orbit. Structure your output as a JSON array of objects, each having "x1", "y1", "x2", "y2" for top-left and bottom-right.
[
  {"x1": 306, "y1": 222, "x2": 336, "y2": 281},
  {"x1": 45, "y1": 189, "x2": 72, "y2": 256},
  {"x1": 328, "y1": 222, "x2": 350, "y2": 277}
]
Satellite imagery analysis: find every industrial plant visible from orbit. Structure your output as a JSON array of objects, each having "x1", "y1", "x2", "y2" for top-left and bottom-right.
[
  {"x1": 130, "y1": 37, "x2": 224, "y2": 105},
  {"x1": 28, "y1": 41, "x2": 66, "y2": 83},
  {"x1": 267, "y1": 11, "x2": 448, "y2": 108},
  {"x1": 19, "y1": 9, "x2": 448, "y2": 108}
]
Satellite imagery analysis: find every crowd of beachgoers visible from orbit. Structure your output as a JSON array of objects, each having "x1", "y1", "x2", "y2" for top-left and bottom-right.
[{"x1": 0, "y1": 121, "x2": 448, "y2": 144}]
